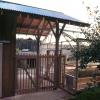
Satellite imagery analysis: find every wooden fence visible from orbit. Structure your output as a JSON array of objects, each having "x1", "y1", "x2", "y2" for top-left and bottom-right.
[{"x1": 15, "y1": 54, "x2": 66, "y2": 94}]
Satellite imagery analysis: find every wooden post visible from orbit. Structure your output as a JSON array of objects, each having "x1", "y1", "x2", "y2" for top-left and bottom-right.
[
  {"x1": 54, "y1": 34, "x2": 60, "y2": 89},
  {"x1": 46, "y1": 50, "x2": 50, "y2": 77},
  {"x1": 0, "y1": 11, "x2": 17, "y2": 97},
  {"x1": 54, "y1": 22, "x2": 66, "y2": 89},
  {"x1": 35, "y1": 17, "x2": 45, "y2": 91},
  {"x1": 48, "y1": 20, "x2": 66, "y2": 89},
  {"x1": 36, "y1": 35, "x2": 40, "y2": 91},
  {"x1": 75, "y1": 39, "x2": 79, "y2": 91}
]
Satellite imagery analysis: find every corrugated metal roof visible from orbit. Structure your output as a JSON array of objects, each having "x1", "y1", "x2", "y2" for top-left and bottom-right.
[{"x1": 0, "y1": 1, "x2": 89, "y2": 26}]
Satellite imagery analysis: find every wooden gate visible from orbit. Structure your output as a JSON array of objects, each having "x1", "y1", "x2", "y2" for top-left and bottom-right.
[{"x1": 15, "y1": 54, "x2": 66, "y2": 94}]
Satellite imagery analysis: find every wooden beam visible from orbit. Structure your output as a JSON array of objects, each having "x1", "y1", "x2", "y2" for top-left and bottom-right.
[
  {"x1": 17, "y1": 26, "x2": 51, "y2": 31},
  {"x1": 19, "y1": 14, "x2": 26, "y2": 33},
  {"x1": 55, "y1": 20, "x2": 59, "y2": 37},
  {"x1": 39, "y1": 19, "x2": 50, "y2": 36},
  {"x1": 38, "y1": 18, "x2": 48, "y2": 36},
  {"x1": 34, "y1": 17, "x2": 45, "y2": 36},
  {"x1": 46, "y1": 23, "x2": 55, "y2": 36},
  {"x1": 48, "y1": 20, "x2": 56, "y2": 36},
  {"x1": 60, "y1": 23, "x2": 66, "y2": 35},
  {"x1": 27, "y1": 15, "x2": 35, "y2": 34}
]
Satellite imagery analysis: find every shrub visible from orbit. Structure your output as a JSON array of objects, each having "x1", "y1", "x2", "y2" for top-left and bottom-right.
[{"x1": 69, "y1": 87, "x2": 100, "y2": 100}]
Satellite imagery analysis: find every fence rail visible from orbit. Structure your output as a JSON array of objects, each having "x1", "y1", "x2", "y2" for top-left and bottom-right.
[{"x1": 16, "y1": 54, "x2": 65, "y2": 94}]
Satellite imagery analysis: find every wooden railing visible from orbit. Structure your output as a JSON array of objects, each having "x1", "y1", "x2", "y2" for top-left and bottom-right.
[{"x1": 15, "y1": 54, "x2": 65, "y2": 94}]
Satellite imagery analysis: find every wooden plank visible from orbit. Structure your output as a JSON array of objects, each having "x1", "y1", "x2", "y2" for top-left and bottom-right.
[{"x1": 0, "y1": 12, "x2": 16, "y2": 97}]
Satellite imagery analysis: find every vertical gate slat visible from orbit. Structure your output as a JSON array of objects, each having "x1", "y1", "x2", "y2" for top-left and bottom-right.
[
  {"x1": 41, "y1": 56, "x2": 43, "y2": 90},
  {"x1": 26, "y1": 63, "x2": 28, "y2": 90},
  {"x1": 42, "y1": 55, "x2": 44, "y2": 90},
  {"x1": 16, "y1": 54, "x2": 65, "y2": 94},
  {"x1": 48, "y1": 55, "x2": 50, "y2": 90},
  {"x1": 23, "y1": 61, "x2": 24, "y2": 93},
  {"x1": 20, "y1": 61, "x2": 21, "y2": 93},
  {"x1": 31, "y1": 59, "x2": 32, "y2": 91}
]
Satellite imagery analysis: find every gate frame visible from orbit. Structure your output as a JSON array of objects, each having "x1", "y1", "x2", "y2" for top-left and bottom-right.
[{"x1": 16, "y1": 54, "x2": 66, "y2": 94}]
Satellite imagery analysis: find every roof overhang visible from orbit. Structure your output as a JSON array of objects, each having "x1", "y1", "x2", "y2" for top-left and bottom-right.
[{"x1": 0, "y1": 1, "x2": 90, "y2": 36}]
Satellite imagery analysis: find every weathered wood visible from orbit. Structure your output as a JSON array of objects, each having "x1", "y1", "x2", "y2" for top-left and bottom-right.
[
  {"x1": 54, "y1": 22, "x2": 66, "y2": 89},
  {"x1": 75, "y1": 40, "x2": 79, "y2": 91},
  {"x1": 48, "y1": 20, "x2": 66, "y2": 89},
  {"x1": 36, "y1": 35, "x2": 40, "y2": 91},
  {"x1": 0, "y1": 11, "x2": 17, "y2": 97},
  {"x1": 48, "y1": 21, "x2": 55, "y2": 36}
]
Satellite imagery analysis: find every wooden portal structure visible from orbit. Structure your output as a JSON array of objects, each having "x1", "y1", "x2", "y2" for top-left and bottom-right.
[{"x1": 0, "y1": 1, "x2": 89, "y2": 97}]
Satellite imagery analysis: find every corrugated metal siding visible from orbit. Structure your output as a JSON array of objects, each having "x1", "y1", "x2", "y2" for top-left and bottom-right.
[{"x1": 0, "y1": 1, "x2": 81, "y2": 22}]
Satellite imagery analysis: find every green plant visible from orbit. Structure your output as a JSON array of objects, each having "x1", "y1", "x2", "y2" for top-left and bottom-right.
[{"x1": 69, "y1": 87, "x2": 100, "y2": 100}]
